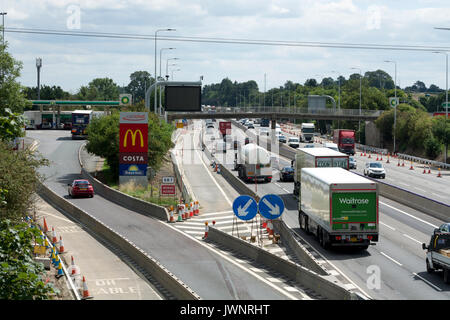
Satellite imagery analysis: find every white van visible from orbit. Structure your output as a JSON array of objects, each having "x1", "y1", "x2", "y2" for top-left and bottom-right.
[{"x1": 324, "y1": 142, "x2": 339, "y2": 152}]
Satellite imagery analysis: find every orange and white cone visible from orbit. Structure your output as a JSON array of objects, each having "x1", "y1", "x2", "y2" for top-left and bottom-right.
[
  {"x1": 194, "y1": 201, "x2": 199, "y2": 216},
  {"x1": 437, "y1": 168, "x2": 442, "y2": 178},
  {"x1": 43, "y1": 217, "x2": 49, "y2": 233},
  {"x1": 52, "y1": 227, "x2": 57, "y2": 245},
  {"x1": 267, "y1": 220, "x2": 274, "y2": 236},
  {"x1": 190, "y1": 202, "x2": 194, "y2": 218},
  {"x1": 169, "y1": 206, "x2": 175, "y2": 223},
  {"x1": 59, "y1": 236, "x2": 65, "y2": 254},
  {"x1": 177, "y1": 205, "x2": 184, "y2": 222},
  {"x1": 81, "y1": 276, "x2": 93, "y2": 300},
  {"x1": 70, "y1": 256, "x2": 77, "y2": 276},
  {"x1": 202, "y1": 222, "x2": 209, "y2": 239}
]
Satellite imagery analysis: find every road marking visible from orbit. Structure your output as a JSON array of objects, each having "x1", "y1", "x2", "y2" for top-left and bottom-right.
[
  {"x1": 412, "y1": 272, "x2": 442, "y2": 292},
  {"x1": 402, "y1": 234, "x2": 423, "y2": 245},
  {"x1": 38, "y1": 211, "x2": 74, "y2": 223},
  {"x1": 380, "y1": 202, "x2": 439, "y2": 229},
  {"x1": 380, "y1": 221, "x2": 396, "y2": 231},
  {"x1": 380, "y1": 252, "x2": 403, "y2": 266},
  {"x1": 414, "y1": 187, "x2": 427, "y2": 193},
  {"x1": 200, "y1": 210, "x2": 234, "y2": 216}
]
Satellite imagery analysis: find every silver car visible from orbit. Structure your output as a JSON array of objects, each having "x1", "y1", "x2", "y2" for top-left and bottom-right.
[{"x1": 364, "y1": 162, "x2": 385, "y2": 178}]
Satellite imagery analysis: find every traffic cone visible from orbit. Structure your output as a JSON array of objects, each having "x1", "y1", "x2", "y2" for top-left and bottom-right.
[
  {"x1": 51, "y1": 227, "x2": 57, "y2": 244},
  {"x1": 267, "y1": 220, "x2": 274, "y2": 236},
  {"x1": 71, "y1": 256, "x2": 77, "y2": 276},
  {"x1": 51, "y1": 248, "x2": 57, "y2": 265},
  {"x1": 386, "y1": 156, "x2": 390, "y2": 164},
  {"x1": 177, "y1": 205, "x2": 184, "y2": 222},
  {"x1": 376, "y1": 155, "x2": 379, "y2": 161},
  {"x1": 43, "y1": 217, "x2": 49, "y2": 233},
  {"x1": 409, "y1": 161, "x2": 414, "y2": 170},
  {"x1": 81, "y1": 276, "x2": 93, "y2": 300},
  {"x1": 194, "y1": 201, "x2": 199, "y2": 216},
  {"x1": 59, "y1": 236, "x2": 65, "y2": 254},
  {"x1": 262, "y1": 218, "x2": 267, "y2": 229},
  {"x1": 380, "y1": 155, "x2": 383, "y2": 161},
  {"x1": 214, "y1": 164, "x2": 218, "y2": 172},
  {"x1": 428, "y1": 168, "x2": 431, "y2": 174},
  {"x1": 183, "y1": 204, "x2": 188, "y2": 220},
  {"x1": 53, "y1": 252, "x2": 60, "y2": 267},
  {"x1": 423, "y1": 168, "x2": 427, "y2": 174},
  {"x1": 169, "y1": 206, "x2": 175, "y2": 223},
  {"x1": 202, "y1": 222, "x2": 209, "y2": 239},
  {"x1": 368, "y1": 153, "x2": 371, "y2": 159},
  {"x1": 437, "y1": 168, "x2": 442, "y2": 178},
  {"x1": 55, "y1": 260, "x2": 64, "y2": 278},
  {"x1": 189, "y1": 202, "x2": 194, "y2": 218},
  {"x1": 402, "y1": 161, "x2": 405, "y2": 167}
]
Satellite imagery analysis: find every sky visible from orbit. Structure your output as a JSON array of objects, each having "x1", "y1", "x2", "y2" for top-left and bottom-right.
[{"x1": 2, "y1": 0, "x2": 450, "y2": 94}]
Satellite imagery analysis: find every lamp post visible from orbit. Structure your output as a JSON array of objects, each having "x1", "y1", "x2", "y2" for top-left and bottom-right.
[
  {"x1": 331, "y1": 71, "x2": 341, "y2": 129},
  {"x1": 154, "y1": 28, "x2": 175, "y2": 114},
  {"x1": 171, "y1": 68, "x2": 180, "y2": 80},
  {"x1": 432, "y1": 52, "x2": 448, "y2": 163},
  {"x1": 166, "y1": 57, "x2": 179, "y2": 79},
  {"x1": 351, "y1": 67, "x2": 362, "y2": 143},
  {"x1": 159, "y1": 48, "x2": 175, "y2": 114},
  {"x1": 384, "y1": 60, "x2": 397, "y2": 153},
  {"x1": 36, "y1": 58, "x2": 42, "y2": 100},
  {"x1": 0, "y1": 12, "x2": 6, "y2": 46}
]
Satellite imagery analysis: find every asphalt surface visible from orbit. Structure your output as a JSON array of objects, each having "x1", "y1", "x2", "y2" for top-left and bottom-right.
[
  {"x1": 208, "y1": 121, "x2": 450, "y2": 300},
  {"x1": 26, "y1": 129, "x2": 313, "y2": 300}
]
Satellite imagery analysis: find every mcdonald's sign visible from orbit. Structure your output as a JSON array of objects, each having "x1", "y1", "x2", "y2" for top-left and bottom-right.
[{"x1": 119, "y1": 124, "x2": 148, "y2": 153}]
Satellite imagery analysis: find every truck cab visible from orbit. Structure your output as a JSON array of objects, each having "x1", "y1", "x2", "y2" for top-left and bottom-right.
[{"x1": 422, "y1": 223, "x2": 450, "y2": 283}]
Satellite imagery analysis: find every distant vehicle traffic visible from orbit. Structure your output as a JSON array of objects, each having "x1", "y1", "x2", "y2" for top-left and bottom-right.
[
  {"x1": 293, "y1": 147, "x2": 349, "y2": 196},
  {"x1": 278, "y1": 135, "x2": 287, "y2": 143},
  {"x1": 349, "y1": 157, "x2": 357, "y2": 169},
  {"x1": 260, "y1": 127, "x2": 270, "y2": 136},
  {"x1": 260, "y1": 118, "x2": 270, "y2": 127},
  {"x1": 422, "y1": 224, "x2": 450, "y2": 283},
  {"x1": 300, "y1": 123, "x2": 315, "y2": 143},
  {"x1": 280, "y1": 166, "x2": 295, "y2": 182},
  {"x1": 363, "y1": 162, "x2": 386, "y2": 179},
  {"x1": 333, "y1": 129, "x2": 356, "y2": 155},
  {"x1": 68, "y1": 179, "x2": 94, "y2": 198},
  {"x1": 304, "y1": 144, "x2": 314, "y2": 148},
  {"x1": 234, "y1": 143, "x2": 272, "y2": 183},
  {"x1": 299, "y1": 167, "x2": 379, "y2": 250},
  {"x1": 324, "y1": 142, "x2": 339, "y2": 152},
  {"x1": 71, "y1": 110, "x2": 92, "y2": 139},
  {"x1": 288, "y1": 137, "x2": 300, "y2": 148}
]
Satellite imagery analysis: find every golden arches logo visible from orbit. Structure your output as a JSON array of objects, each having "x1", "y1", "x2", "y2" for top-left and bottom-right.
[{"x1": 123, "y1": 129, "x2": 144, "y2": 148}]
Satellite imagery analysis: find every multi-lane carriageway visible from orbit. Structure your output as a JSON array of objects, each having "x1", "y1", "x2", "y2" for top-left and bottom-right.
[
  {"x1": 28, "y1": 118, "x2": 449, "y2": 300},
  {"x1": 201, "y1": 119, "x2": 450, "y2": 300}
]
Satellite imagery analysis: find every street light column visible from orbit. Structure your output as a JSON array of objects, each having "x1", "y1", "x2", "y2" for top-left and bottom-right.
[{"x1": 154, "y1": 28, "x2": 175, "y2": 115}]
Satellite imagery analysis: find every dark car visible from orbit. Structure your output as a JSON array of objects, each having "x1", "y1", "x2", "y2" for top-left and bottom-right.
[
  {"x1": 245, "y1": 137, "x2": 251, "y2": 145},
  {"x1": 278, "y1": 135, "x2": 287, "y2": 143},
  {"x1": 434, "y1": 223, "x2": 450, "y2": 235},
  {"x1": 280, "y1": 166, "x2": 295, "y2": 182},
  {"x1": 68, "y1": 179, "x2": 94, "y2": 198},
  {"x1": 233, "y1": 140, "x2": 240, "y2": 150},
  {"x1": 349, "y1": 157, "x2": 357, "y2": 169}
]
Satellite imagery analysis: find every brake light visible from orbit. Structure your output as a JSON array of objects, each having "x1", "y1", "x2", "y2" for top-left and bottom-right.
[
  {"x1": 71, "y1": 129, "x2": 76, "y2": 133},
  {"x1": 335, "y1": 236, "x2": 342, "y2": 241},
  {"x1": 368, "y1": 235, "x2": 373, "y2": 240}
]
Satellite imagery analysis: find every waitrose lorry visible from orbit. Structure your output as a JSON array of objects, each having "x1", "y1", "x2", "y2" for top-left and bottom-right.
[
  {"x1": 293, "y1": 147, "x2": 349, "y2": 196},
  {"x1": 299, "y1": 167, "x2": 379, "y2": 250}
]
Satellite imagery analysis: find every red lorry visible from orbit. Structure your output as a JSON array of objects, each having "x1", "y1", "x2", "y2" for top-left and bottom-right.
[{"x1": 333, "y1": 129, "x2": 355, "y2": 155}]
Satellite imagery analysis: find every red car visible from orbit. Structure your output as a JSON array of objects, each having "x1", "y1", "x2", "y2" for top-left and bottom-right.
[{"x1": 68, "y1": 179, "x2": 94, "y2": 198}]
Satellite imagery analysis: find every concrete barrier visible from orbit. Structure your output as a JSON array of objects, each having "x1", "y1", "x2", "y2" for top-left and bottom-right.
[
  {"x1": 271, "y1": 219, "x2": 328, "y2": 276},
  {"x1": 78, "y1": 144, "x2": 169, "y2": 222},
  {"x1": 81, "y1": 168, "x2": 170, "y2": 222},
  {"x1": 36, "y1": 180, "x2": 201, "y2": 300},
  {"x1": 207, "y1": 226, "x2": 353, "y2": 300},
  {"x1": 218, "y1": 163, "x2": 260, "y2": 201}
]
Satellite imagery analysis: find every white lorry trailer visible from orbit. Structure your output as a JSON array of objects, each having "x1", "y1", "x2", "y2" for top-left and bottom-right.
[
  {"x1": 234, "y1": 143, "x2": 272, "y2": 183},
  {"x1": 300, "y1": 123, "x2": 315, "y2": 143},
  {"x1": 299, "y1": 167, "x2": 379, "y2": 250},
  {"x1": 422, "y1": 231, "x2": 450, "y2": 284},
  {"x1": 293, "y1": 147, "x2": 349, "y2": 196}
]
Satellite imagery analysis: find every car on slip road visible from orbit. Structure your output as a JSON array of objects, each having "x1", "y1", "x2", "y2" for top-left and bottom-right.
[
  {"x1": 68, "y1": 179, "x2": 94, "y2": 198},
  {"x1": 280, "y1": 166, "x2": 295, "y2": 182}
]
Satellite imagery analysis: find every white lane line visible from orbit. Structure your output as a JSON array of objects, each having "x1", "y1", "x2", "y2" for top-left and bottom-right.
[
  {"x1": 412, "y1": 272, "x2": 443, "y2": 292},
  {"x1": 161, "y1": 213, "x2": 299, "y2": 299},
  {"x1": 402, "y1": 234, "x2": 423, "y2": 245},
  {"x1": 380, "y1": 202, "x2": 439, "y2": 229},
  {"x1": 38, "y1": 211, "x2": 74, "y2": 223},
  {"x1": 380, "y1": 252, "x2": 403, "y2": 266},
  {"x1": 380, "y1": 221, "x2": 396, "y2": 231},
  {"x1": 200, "y1": 211, "x2": 234, "y2": 216},
  {"x1": 414, "y1": 187, "x2": 427, "y2": 193}
]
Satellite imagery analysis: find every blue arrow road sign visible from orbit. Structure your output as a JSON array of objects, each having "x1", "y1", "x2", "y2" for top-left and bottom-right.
[
  {"x1": 233, "y1": 195, "x2": 258, "y2": 221},
  {"x1": 258, "y1": 194, "x2": 285, "y2": 220}
]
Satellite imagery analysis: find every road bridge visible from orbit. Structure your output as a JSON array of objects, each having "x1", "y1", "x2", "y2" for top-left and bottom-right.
[{"x1": 167, "y1": 106, "x2": 383, "y2": 122}]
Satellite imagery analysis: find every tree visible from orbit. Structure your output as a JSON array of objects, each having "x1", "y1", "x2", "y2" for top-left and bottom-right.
[
  {"x1": 432, "y1": 116, "x2": 450, "y2": 163},
  {"x1": 0, "y1": 108, "x2": 26, "y2": 142},
  {"x1": 0, "y1": 219, "x2": 54, "y2": 299},
  {"x1": 0, "y1": 39, "x2": 31, "y2": 114},
  {"x1": 23, "y1": 85, "x2": 71, "y2": 101},
  {"x1": 364, "y1": 70, "x2": 394, "y2": 90},
  {"x1": 126, "y1": 71, "x2": 153, "y2": 104},
  {"x1": 77, "y1": 78, "x2": 119, "y2": 101},
  {"x1": 304, "y1": 79, "x2": 318, "y2": 87}
]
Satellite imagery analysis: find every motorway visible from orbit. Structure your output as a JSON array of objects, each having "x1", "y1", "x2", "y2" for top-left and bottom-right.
[
  {"x1": 204, "y1": 120, "x2": 450, "y2": 300},
  {"x1": 27, "y1": 129, "x2": 315, "y2": 300},
  {"x1": 279, "y1": 123, "x2": 450, "y2": 206}
]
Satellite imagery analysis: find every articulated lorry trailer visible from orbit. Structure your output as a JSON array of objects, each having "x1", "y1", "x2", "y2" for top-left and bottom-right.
[
  {"x1": 299, "y1": 167, "x2": 379, "y2": 250},
  {"x1": 293, "y1": 147, "x2": 349, "y2": 196},
  {"x1": 234, "y1": 143, "x2": 272, "y2": 183}
]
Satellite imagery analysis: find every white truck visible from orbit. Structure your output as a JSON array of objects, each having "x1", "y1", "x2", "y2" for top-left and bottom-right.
[
  {"x1": 24, "y1": 111, "x2": 42, "y2": 129},
  {"x1": 293, "y1": 147, "x2": 349, "y2": 196},
  {"x1": 234, "y1": 143, "x2": 272, "y2": 183},
  {"x1": 422, "y1": 229, "x2": 450, "y2": 284},
  {"x1": 300, "y1": 123, "x2": 315, "y2": 143},
  {"x1": 299, "y1": 167, "x2": 379, "y2": 250}
]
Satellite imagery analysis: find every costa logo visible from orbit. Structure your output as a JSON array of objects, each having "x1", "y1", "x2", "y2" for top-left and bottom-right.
[{"x1": 119, "y1": 153, "x2": 148, "y2": 164}]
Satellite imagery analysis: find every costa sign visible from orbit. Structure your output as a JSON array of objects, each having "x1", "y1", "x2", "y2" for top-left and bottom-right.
[
  {"x1": 119, "y1": 124, "x2": 148, "y2": 153},
  {"x1": 119, "y1": 153, "x2": 148, "y2": 164}
]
